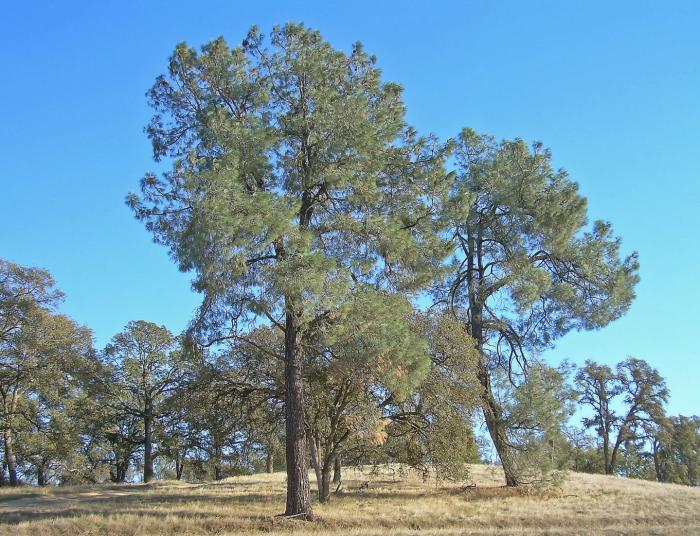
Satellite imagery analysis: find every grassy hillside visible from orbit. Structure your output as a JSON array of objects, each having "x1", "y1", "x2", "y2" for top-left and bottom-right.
[{"x1": 1, "y1": 465, "x2": 699, "y2": 535}]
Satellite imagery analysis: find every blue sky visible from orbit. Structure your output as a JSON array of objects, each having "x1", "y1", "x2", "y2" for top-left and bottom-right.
[{"x1": 1, "y1": 1, "x2": 698, "y2": 416}]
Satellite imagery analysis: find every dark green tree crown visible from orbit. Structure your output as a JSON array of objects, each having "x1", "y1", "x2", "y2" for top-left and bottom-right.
[{"x1": 443, "y1": 129, "x2": 639, "y2": 374}]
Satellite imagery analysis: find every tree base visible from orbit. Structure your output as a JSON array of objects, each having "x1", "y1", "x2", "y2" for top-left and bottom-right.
[{"x1": 277, "y1": 511, "x2": 316, "y2": 521}]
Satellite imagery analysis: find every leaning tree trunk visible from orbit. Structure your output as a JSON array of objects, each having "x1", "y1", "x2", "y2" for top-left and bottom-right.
[
  {"x1": 608, "y1": 440, "x2": 622, "y2": 476},
  {"x1": 464, "y1": 225, "x2": 522, "y2": 486},
  {"x1": 283, "y1": 306, "x2": 313, "y2": 519},
  {"x1": 478, "y1": 357, "x2": 521, "y2": 487},
  {"x1": 143, "y1": 407, "x2": 154, "y2": 483},
  {"x1": 469, "y1": 290, "x2": 521, "y2": 488}
]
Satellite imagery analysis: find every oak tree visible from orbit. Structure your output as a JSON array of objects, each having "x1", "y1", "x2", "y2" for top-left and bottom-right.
[
  {"x1": 0, "y1": 260, "x2": 92, "y2": 486},
  {"x1": 576, "y1": 358, "x2": 668, "y2": 475},
  {"x1": 102, "y1": 321, "x2": 185, "y2": 483}
]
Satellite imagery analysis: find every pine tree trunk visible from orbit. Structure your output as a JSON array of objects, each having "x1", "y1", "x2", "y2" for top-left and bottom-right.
[
  {"x1": 465, "y1": 237, "x2": 521, "y2": 487},
  {"x1": 482, "y1": 397, "x2": 520, "y2": 486},
  {"x1": 266, "y1": 451, "x2": 274, "y2": 473},
  {"x1": 283, "y1": 307, "x2": 313, "y2": 519},
  {"x1": 470, "y1": 287, "x2": 521, "y2": 487},
  {"x1": 478, "y1": 358, "x2": 521, "y2": 487},
  {"x1": 333, "y1": 456, "x2": 342, "y2": 485},
  {"x1": 143, "y1": 409, "x2": 154, "y2": 483},
  {"x1": 3, "y1": 427, "x2": 17, "y2": 486}
]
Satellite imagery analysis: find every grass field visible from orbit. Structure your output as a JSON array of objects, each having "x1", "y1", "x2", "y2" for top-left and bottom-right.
[{"x1": 1, "y1": 464, "x2": 699, "y2": 535}]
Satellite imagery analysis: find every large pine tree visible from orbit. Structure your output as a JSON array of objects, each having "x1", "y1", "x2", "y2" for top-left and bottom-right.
[
  {"x1": 440, "y1": 129, "x2": 639, "y2": 486},
  {"x1": 128, "y1": 24, "x2": 450, "y2": 517}
]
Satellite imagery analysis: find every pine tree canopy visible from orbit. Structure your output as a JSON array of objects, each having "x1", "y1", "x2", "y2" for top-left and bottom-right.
[
  {"x1": 128, "y1": 23, "x2": 452, "y2": 344},
  {"x1": 442, "y1": 128, "x2": 640, "y2": 375}
]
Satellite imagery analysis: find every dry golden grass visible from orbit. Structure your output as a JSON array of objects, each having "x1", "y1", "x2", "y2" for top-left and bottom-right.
[{"x1": 1, "y1": 464, "x2": 699, "y2": 535}]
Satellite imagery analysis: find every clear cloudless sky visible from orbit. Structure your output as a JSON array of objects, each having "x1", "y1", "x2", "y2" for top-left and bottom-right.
[{"x1": 1, "y1": 1, "x2": 698, "y2": 415}]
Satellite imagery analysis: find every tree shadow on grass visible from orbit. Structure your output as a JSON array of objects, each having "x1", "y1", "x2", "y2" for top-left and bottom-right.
[
  {"x1": 331, "y1": 483, "x2": 552, "y2": 504},
  {"x1": 0, "y1": 491, "x2": 286, "y2": 526},
  {"x1": 0, "y1": 492, "x2": 42, "y2": 503},
  {"x1": 198, "y1": 480, "x2": 280, "y2": 491},
  {"x1": 0, "y1": 506, "x2": 276, "y2": 530}
]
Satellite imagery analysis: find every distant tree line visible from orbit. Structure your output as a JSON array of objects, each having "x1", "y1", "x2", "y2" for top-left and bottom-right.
[
  {"x1": 1, "y1": 258, "x2": 697, "y2": 495},
  {"x1": 1, "y1": 24, "x2": 697, "y2": 521}
]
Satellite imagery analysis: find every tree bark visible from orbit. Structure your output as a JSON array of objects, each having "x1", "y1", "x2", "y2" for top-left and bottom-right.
[
  {"x1": 143, "y1": 407, "x2": 154, "y2": 483},
  {"x1": 283, "y1": 305, "x2": 313, "y2": 519},
  {"x1": 212, "y1": 439, "x2": 225, "y2": 480},
  {"x1": 480, "y1": 377, "x2": 521, "y2": 486},
  {"x1": 318, "y1": 463, "x2": 332, "y2": 503},
  {"x1": 652, "y1": 439, "x2": 663, "y2": 482},
  {"x1": 464, "y1": 228, "x2": 520, "y2": 487},
  {"x1": 602, "y1": 424, "x2": 612, "y2": 474},
  {"x1": 37, "y1": 461, "x2": 46, "y2": 486},
  {"x1": 111, "y1": 458, "x2": 128, "y2": 483},
  {"x1": 266, "y1": 451, "x2": 274, "y2": 473},
  {"x1": 175, "y1": 452, "x2": 184, "y2": 480},
  {"x1": 471, "y1": 303, "x2": 521, "y2": 486},
  {"x1": 608, "y1": 446, "x2": 619, "y2": 475},
  {"x1": 308, "y1": 436, "x2": 332, "y2": 503},
  {"x1": 608, "y1": 427, "x2": 627, "y2": 475},
  {"x1": 308, "y1": 436, "x2": 321, "y2": 485},
  {"x1": 3, "y1": 426, "x2": 17, "y2": 486},
  {"x1": 308, "y1": 433, "x2": 337, "y2": 503},
  {"x1": 176, "y1": 459, "x2": 184, "y2": 480},
  {"x1": 333, "y1": 456, "x2": 342, "y2": 485}
]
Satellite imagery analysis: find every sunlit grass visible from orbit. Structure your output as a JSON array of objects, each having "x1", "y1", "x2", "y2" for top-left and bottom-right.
[{"x1": 1, "y1": 465, "x2": 699, "y2": 535}]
